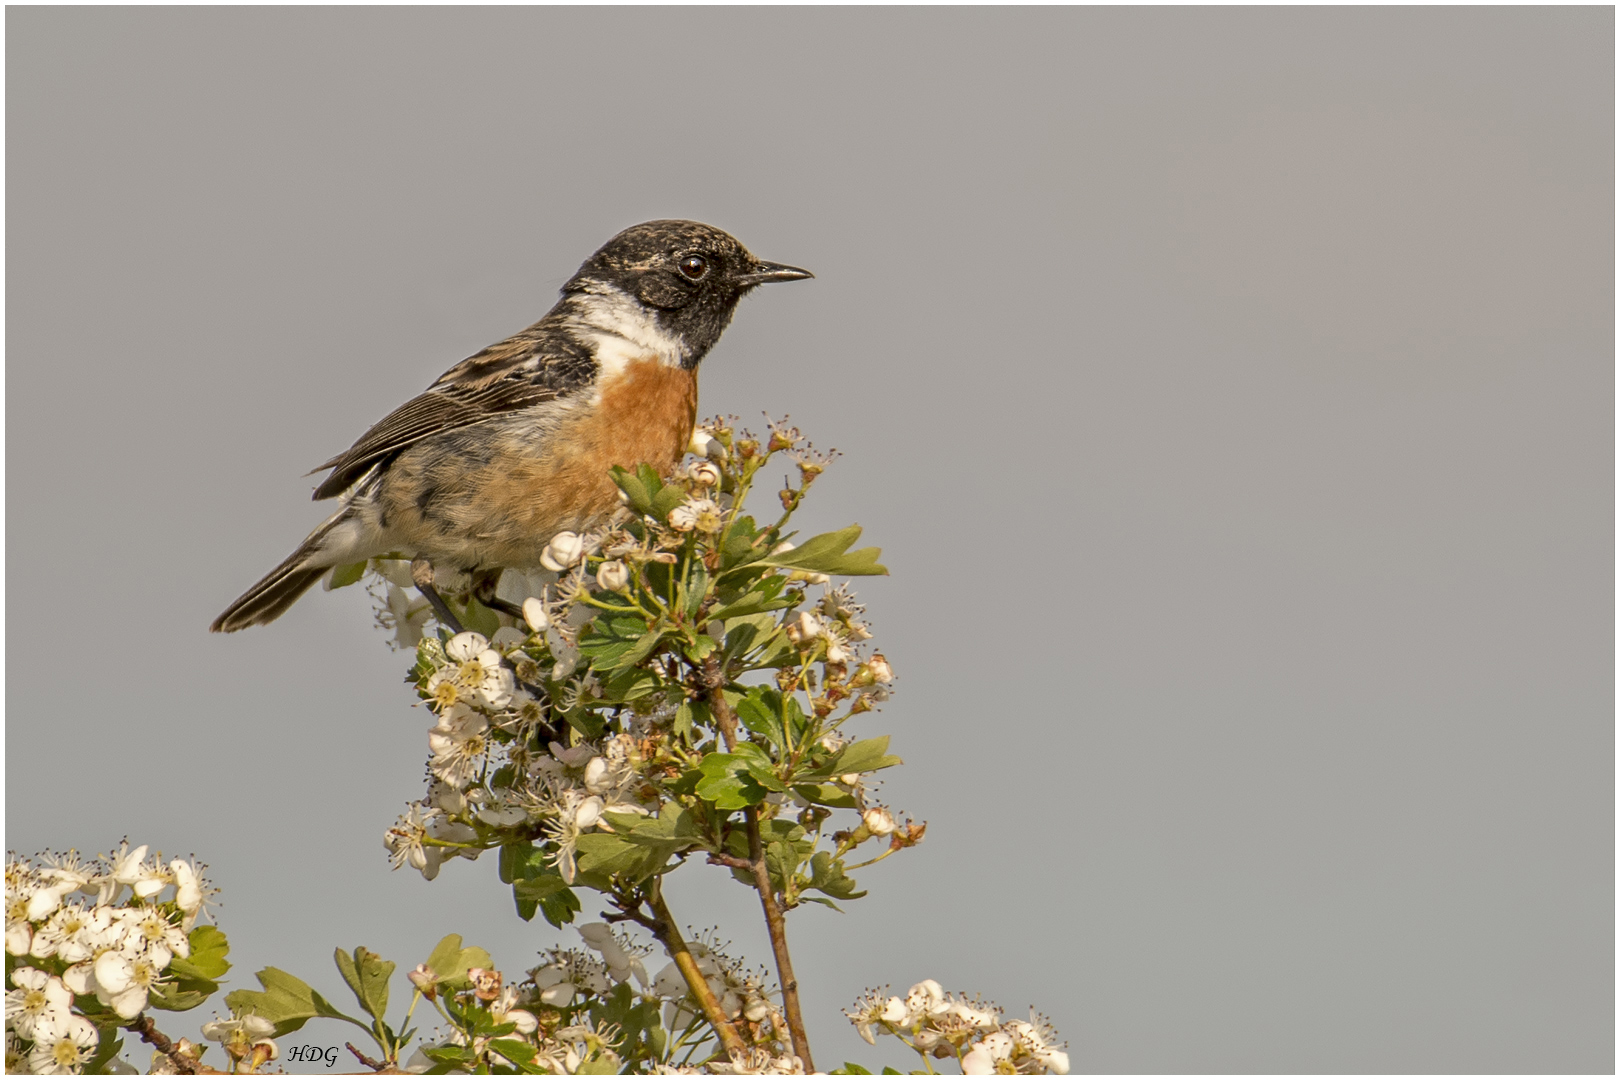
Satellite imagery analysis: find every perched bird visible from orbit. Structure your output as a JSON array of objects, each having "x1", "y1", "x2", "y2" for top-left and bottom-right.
[{"x1": 211, "y1": 220, "x2": 811, "y2": 633}]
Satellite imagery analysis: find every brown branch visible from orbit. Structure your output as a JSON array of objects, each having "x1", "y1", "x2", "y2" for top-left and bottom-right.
[
  {"x1": 130, "y1": 1014, "x2": 199, "y2": 1075},
  {"x1": 701, "y1": 655, "x2": 740, "y2": 751},
  {"x1": 744, "y1": 807, "x2": 814, "y2": 1070},
  {"x1": 700, "y1": 656, "x2": 815, "y2": 1070},
  {"x1": 706, "y1": 852, "x2": 754, "y2": 870},
  {"x1": 347, "y1": 1042, "x2": 386, "y2": 1071},
  {"x1": 646, "y1": 884, "x2": 748, "y2": 1059}
]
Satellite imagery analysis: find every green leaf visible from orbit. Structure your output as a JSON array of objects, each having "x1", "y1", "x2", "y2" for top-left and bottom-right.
[
  {"x1": 793, "y1": 783, "x2": 859, "y2": 809},
  {"x1": 422, "y1": 1043, "x2": 476, "y2": 1068},
  {"x1": 707, "y1": 583, "x2": 794, "y2": 622},
  {"x1": 423, "y1": 935, "x2": 493, "y2": 993},
  {"x1": 488, "y1": 1038, "x2": 544, "y2": 1072},
  {"x1": 735, "y1": 688, "x2": 787, "y2": 748},
  {"x1": 225, "y1": 968, "x2": 364, "y2": 1037},
  {"x1": 750, "y1": 524, "x2": 888, "y2": 577},
  {"x1": 85, "y1": 1033, "x2": 124, "y2": 1076},
  {"x1": 333, "y1": 947, "x2": 393, "y2": 1024},
  {"x1": 696, "y1": 752, "x2": 773, "y2": 810},
  {"x1": 146, "y1": 982, "x2": 214, "y2": 1012},
  {"x1": 326, "y1": 560, "x2": 367, "y2": 590},
  {"x1": 609, "y1": 464, "x2": 660, "y2": 515},
  {"x1": 650, "y1": 481, "x2": 688, "y2": 522},
  {"x1": 578, "y1": 806, "x2": 699, "y2": 882},
  {"x1": 684, "y1": 563, "x2": 711, "y2": 618},
  {"x1": 579, "y1": 613, "x2": 661, "y2": 670},
  {"x1": 574, "y1": 832, "x2": 644, "y2": 877},
  {"x1": 150, "y1": 924, "x2": 231, "y2": 1012},
  {"x1": 723, "y1": 612, "x2": 786, "y2": 666},
  {"x1": 672, "y1": 701, "x2": 700, "y2": 743},
  {"x1": 834, "y1": 1064, "x2": 873, "y2": 1074},
  {"x1": 731, "y1": 741, "x2": 787, "y2": 791},
  {"x1": 598, "y1": 666, "x2": 661, "y2": 705},
  {"x1": 765, "y1": 839, "x2": 800, "y2": 891},
  {"x1": 808, "y1": 850, "x2": 867, "y2": 900},
  {"x1": 168, "y1": 925, "x2": 231, "y2": 981},
  {"x1": 538, "y1": 887, "x2": 581, "y2": 928},
  {"x1": 461, "y1": 595, "x2": 501, "y2": 638},
  {"x1": 809, "y1": 736, "x2": 902, "y2": 779}
]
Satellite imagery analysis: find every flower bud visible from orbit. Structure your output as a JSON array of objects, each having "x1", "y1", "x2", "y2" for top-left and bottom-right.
[
  {"x1": 688, "y1": 429, "x2": 716, "y2": 458},
  {"x1": 862, "y1": 807, "x2": 897, "y2": 836},
  {"x1": 866, "y1": 653, "x2": 894, "y2": 683},
  {"x1": 595, "y1": 560, "x2": 630, "y2": 592},
  {"x1": 540, "y1": 531, "x2": 585, "y2": 572},
  {"x1": 688, "y1": 461, "x2": 721, "y2": 488}
]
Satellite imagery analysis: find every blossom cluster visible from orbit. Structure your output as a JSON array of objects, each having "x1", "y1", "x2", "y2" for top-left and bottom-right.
[
  {"x1": 4, "y1": 844, "x2": 213, "y2": 1075},
  {"x1": 404, "y1": 923, "x2": 792, "y2": 1074},
  {"x1": 374, "y1": 418, "x2": 906, "y2": 910},
  {"x1": 844, "y1": 980, "x2": 1070, "y2": 1075}
]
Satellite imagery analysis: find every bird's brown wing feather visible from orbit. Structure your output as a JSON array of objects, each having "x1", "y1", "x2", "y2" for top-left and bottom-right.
[{"x1": 309, "y1": 330, "x2": 586, "y2": 500}]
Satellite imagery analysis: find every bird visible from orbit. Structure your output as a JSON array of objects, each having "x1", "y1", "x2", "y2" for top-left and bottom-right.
[{"x1": 211, "y1": 220, "x2": 812, "y2": 633}]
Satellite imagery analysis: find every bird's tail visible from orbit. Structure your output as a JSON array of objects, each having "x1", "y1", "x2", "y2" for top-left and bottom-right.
[{"x1": 210, "y1": 510, "x2": 370, "y2": 633}]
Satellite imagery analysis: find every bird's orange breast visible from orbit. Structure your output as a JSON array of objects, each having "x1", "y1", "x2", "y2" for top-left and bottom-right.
[
  {"x1": 538, "y1": 355, "x2": 699, "y2": 520},
  {"x1": 375, "y1": 355, "x2": 698, "y2": 569}
]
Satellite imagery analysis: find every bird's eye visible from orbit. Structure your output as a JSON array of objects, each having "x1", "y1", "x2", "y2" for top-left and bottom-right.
[{"x1": 677, "y1": 255, "x2": 710, "y2": 281}]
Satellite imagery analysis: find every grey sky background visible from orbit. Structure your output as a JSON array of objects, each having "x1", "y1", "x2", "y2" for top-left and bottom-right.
[{"x1": 6, "y1": 7, "x2": 1612, "y2": 1073}]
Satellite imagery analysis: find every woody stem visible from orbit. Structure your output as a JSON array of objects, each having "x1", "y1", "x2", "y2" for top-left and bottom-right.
[
  {"x1": 701, "y1": 656, "x2": 816, "y2": 1071},
  {"x1": 130, "y1": 1015, "x2": 197, "y2": 1075},
  {"x1": 646, "y1": 883, "x2": 748, "y2": 1059}
]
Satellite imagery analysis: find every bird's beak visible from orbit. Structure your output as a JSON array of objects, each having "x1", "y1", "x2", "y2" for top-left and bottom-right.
[{"x1": 738, "y1": 261, "x2": 814, "y2": 286}]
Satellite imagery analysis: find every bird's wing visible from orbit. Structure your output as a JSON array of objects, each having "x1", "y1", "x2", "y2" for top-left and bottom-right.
[{"x1": 310, "y1": 328, "x2": 595, "y2": 500}]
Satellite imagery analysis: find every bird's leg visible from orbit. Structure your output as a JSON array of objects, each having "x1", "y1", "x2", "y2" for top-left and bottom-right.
[
  {"x1": 471, "y1": 569, "x2": 525, "y2": 620},
  {"x1": 411, "y1": 557, "x2": 465, "y2": 634}
]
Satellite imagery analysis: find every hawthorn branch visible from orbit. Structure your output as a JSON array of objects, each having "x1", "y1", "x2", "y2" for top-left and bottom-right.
[
  {"x1": 701, "y1": 656, "x2": 815, "y2": 1071},
  {"x1": 347, "y1": 1042, "x2": 386, "y2": 1071},
  {"x1": 645, "y1": 882, "x2": 748, "y2": 1059},
  {"x1": 130, "y1": 1015, "x2": 198, "y2": 1075}
]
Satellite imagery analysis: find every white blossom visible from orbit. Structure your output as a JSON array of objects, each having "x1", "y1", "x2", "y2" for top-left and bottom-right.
[
  {"x1": 27, "y1": 1012, "x2": 99, "y2": 1075},
  {"x1": 428, "y1": 705, "x2": 491, "y2": 788},
  {"x1": 668, "y1": 497, "x2": 723, "y2": 533},
  {"x1": 6, "y1": 966, "x2": 73, "y2": 1040},
  {"x1": 93, "y1": 948, "x2": 166, "y2": 1018}
]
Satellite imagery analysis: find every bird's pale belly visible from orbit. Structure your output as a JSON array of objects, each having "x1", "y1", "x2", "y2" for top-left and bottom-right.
[{"x1": 373, "y1": 357, "x2": 698, "y2": 569}]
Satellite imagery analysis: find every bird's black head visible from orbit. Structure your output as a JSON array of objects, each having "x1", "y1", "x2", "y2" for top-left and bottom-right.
[{"x1": 563, "y1": 220, "x2": 812, "y2": 367}]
